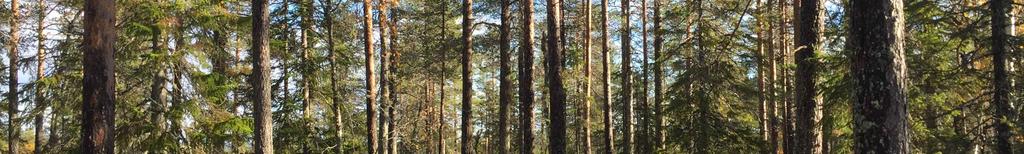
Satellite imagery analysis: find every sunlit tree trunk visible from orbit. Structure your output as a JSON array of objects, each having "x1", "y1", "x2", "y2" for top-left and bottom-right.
[
  {"x1": 81, "y1": 0, "x2": 117, "y2": 152},
  {"x1": 9, "y1": 0, "x2": 21, "y2": 152},
  {"x1": 518, "y1": 0, "x2": 536, "y2": 152},
  {"x1": 363, "y1": 0, "x2": 380, "y2": 153},
  {"x1": 33, "y1": 1, "x2": 48, "y2": 153},
  {"x1": 600, "y1": 0, "x2": 615, "y2": 153},
  {"x1": 848, "y1": 0, "x2": 909, "y2": 153},
  {"x1": 582, "y1": 0, "x2": 594, "y2": 152},
  {"x1": 300, "y1": 1, "x2": 314, "y2": 152}
]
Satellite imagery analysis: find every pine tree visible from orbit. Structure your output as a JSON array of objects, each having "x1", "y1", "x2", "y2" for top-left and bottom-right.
[
  {"x1": 81, "y1": 0, "x2": 117, "y2": 152},
  {"x1": 848, "y1": 0, "x2": 910, "y2": 153}
]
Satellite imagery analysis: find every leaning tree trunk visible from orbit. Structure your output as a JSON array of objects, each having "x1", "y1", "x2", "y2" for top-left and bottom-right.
[
  {"x1": 600, "y1": 0, "x2": 615, "y2": 153},
  {"x1": 9, "y1": 0, "x2": 21, "y2": 152},
  {"x1": 363, "y1": 0, "x2": 380, "y2": 153},
  {"x1": 82, "y1": 0, "x2": 117, "y2": 153},
  {"x1": 793, "y1": 0, "x2": 824, "y2": 152},
  {"x1": 518, "y1": 0, "x2": 536, "y2": 152},
  {"x1": 460, "y1": 0, "x2": 475, "y2": 153},
  {"x1": 620, "y1": 0, "x2": 634, "y2": 153},
  {"x1": 545, "y1": 0, "x2": 568, "y2": 153},
  {"x1": 989, "y1": 0, "x2": 1013, "y2": 152},
  {"x1": 848, "y1": 0, "x2": 910, "y2": 153},
  {"x1": 498, "y1": 0, "x2": 513, "y2": 152}
]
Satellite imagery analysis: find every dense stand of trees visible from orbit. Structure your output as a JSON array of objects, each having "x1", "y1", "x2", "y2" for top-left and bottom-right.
[{"x1": 0, "y1": 0, "x2": 1022, "y2": 153}]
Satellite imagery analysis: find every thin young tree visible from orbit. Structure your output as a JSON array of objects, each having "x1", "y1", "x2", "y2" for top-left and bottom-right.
[
  {"x1": 362, "y1": 0, "x2": 380, "y2": 153},
  {"x1": 518, "y1": 0, "x2": 536, "y2": 152},
  {"x1": 989, "y1": 0, "x2": 1013, "y2": 152},
  {"x1": 498, "y1": 0, "x2": 513, "y2": 152},
  {"x1": 9, "y1": 0, "x2": 21, "y2": 152},
  {"x1": 545, "y1": 0, "x2": 568, "y2": 153},
  {"x1": 251, "y1": 0, "x2": 274, "y2": 152},
  {"x1": 460, "y1": 0, "x2": 474, "y2": 153},
  {"x1": 651, "y1": 0, "x2": 664, "y2": 150},
  {"x1": 81, "y1": 0, "x2": 117, "y2": 152},
  {"x1": 582, "y1": 0, "x2": 594, "y2": 152},
  {"x1": 793, "y1": 0, "x2": 824, "y2": 152},
  {"x1": 848, "y1": 0, "x2": 910, "y2": 153},
  {"x1": 639, "y1": 0, "x2": 650, "y2": 151},
  {"x1": 34, "y1": 0, "x2": 49, "y2": 152},
  {"x1": 600, "y1": 0, "x2": 615, "y2": 152},
  {"x1": 620, "y1": 0, "x2": 634, "y2": 152}
]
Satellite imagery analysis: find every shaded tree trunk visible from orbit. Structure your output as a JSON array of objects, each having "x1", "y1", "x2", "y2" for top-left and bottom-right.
[
  {"x1": 498, "y1": 0, "x2": 512, "y2": 152},
  {"x1": 619, "y1": 0, "x2": 634, "y2": 152},
  {"x1": 518, "y1": 0, "x2": 536, "y2": 152},
  {"x1": 793, "y1": 0, "x2": 824, "y2": 152},
  {"x1": 651, "y1": 0, "x2": 665, "y2": 150},
  {"x1": 600, "y1": 0, "x2": 615, "y2": 153},
  {"x1": 34, "y1": 1, "x2": 48, "y2": 152},
  {"x1": 81, "y1": 0, "x2": 117, "y2": 152},
  {"x1": 848, "y1": 0, "x2": 909, "y2": 153},
  {"x1": 460, "y1": 0, "x2": 474, "y2": 153},
  {"x1": 989, "y1": 0, "x2": 1013, "y2": 152},
  {"x1": 639, "y1": 0, "x2": 651, "y2": 152},
  {"x1": 9, "y1": 0, "x2": 21, "y2": 152},
  {"x1": 544, "y1": 0, "x2": 567, "y2": 153}
]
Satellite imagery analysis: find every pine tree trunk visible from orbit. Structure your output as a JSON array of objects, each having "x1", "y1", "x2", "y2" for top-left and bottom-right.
[
  {"x1": 518, "y1": 0, "x2": 536, "y2": 152},
  {"x1": 793, "y1": 0, "x2": 824, "y2": 152},
  {"x1": 651, "y1": 0, "x2": 665, "y2": 150},
  {"x1": 848, "y1": 0, "x2": 909, "y2": 153},
  {"x1": 363, "y1": 0, "x2": 380, "y2": 153},
  {"x1": 9, "y1": 0, "x2": 21, "y2": 152},
  {"x1": 81, "y1": 0, "x2": 117, "y2": 152},
  {"x1": 460, "y1": 0, "x2": 475, "y2": 153},
  {"x1": 544, "y1": 0, "x2": 568, "y2": 153},
  {"x1": 639, "y1": 0, "x2": 651, "y2": 152},
  {"x1": 600, "y1": 0, "x2": 615, "y2": 153},
  {"x1": 582, "y1": 0, "x2": 594, "y2": 153},
  {"x1": 33, "y1": 1, "x2": 47, "y2": 153},
  {"x1": 989, "y1": 0, "x2": 1013, "y2": 152},
  {"x1": 498, "y1": 0, "x2": 512, "y2": 152},
  {"x1": 619, "y1": 0, "x2": 634, "y2": 153}
]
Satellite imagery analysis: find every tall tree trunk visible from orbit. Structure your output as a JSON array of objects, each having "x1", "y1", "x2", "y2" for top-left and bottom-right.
[
  {"x1": 460, "y1": 0, "x2": 475, "y2": 153},
  {"x1": 321, "y1": 0, "x2": 345, "y2": 152},
  {"x1": 9, "y1": 0, "x2": 21, "y2": 152},
  {"x1": 651, "y1": 0, "x2": 664, "y2": 150},
  {"x1": 363, "y1": 0, "x2": 380, "y2": 153},
  {"x1": 544, "y1": 0, "x2": 568, "y2": 153},
  {"x1": 518, "y1": 0, "x2": 536, "y2": 152},
  {"x1": 299, "y1": 0, "x2": 314, "y2": 152},
  {"x1": 848, "y1": 0, "x2": 909, "y2": 153},
  {"x1": 990, "y1": 0, "x2": 1013, "y2": 152},
  {"x1": 582, "y1": 0, "x2": 594, "y2": 153},
  {"x1": 252, "y1": 0, "x2": 275, "y2": 152},
  {"x1": 619, "y1": 0, "x2": 634, "y2": 153},
  {"x1": 639, "y1": 0, "x2": 650, "y2": 152},
  {"x1": 793, "y1": 0, "x2": 824, "y2": 152},
  {"x1": 378, "y1": 2, "x2": 392, "y2": 153},
  {"x1": 386, "y1": 9, "x2": 400, "y2": 154},
  {"x1": 33, "y1": 1, "x2": 48, "y2": 152},
  {"x1": 600, "y1": 0, "x2": 615, "y2": 153},
  {"x1": 498, "y1": 0, "x2": 512, "y2": 152},
  {"x1": 439, "y1": 4, "x2": 450, "y2": 153},
  {"x1": 82, "y1": 0, "x2": 117, "y2": 152}
]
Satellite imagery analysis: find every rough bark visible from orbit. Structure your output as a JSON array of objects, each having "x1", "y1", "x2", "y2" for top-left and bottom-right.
[
  {"x1": 518, "y1": 0, "x2": 536, "y2": 152},
  {"x1": 34, "y1": 1, "x2": 47, "y2": 152},
  {"x1": 460, "y1": 0, "x2": 475, "y2": 153},
  {"x1": 989, "y1": 0, "x2": 1013, "y2": 152},
  {"x1": 9, "y1": 0, "x2": 21, "y2": 152},
  {"x1": 363, "y1": 0, "x2": 379, "y2": 153},
  {"x1": 82, "y1": 0, "x2": 117, "y2": 152},
  {"x1": 545, "y1": 0, "x2": 568, "y2": 153},
  {"x1": 793, "y1": 0, "x2": 824, "y2": 152},
  {"x1": 848, "y1": 0, "x2": 910, "y2": 153},
  {"x1": 498, "y1": 0, "x2": 513, "y2": 152},
  {"x1": 600, "y1": 0, "x2": 615, "y2": 153},
  {"x1": 620, "y1": 0, "x2": 634, "y2": 153}
]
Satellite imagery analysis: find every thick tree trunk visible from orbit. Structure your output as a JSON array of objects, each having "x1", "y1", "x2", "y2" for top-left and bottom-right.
[
  {"x1": 460, "y1": 0, "x2": 474, "y2": 153},
  {"x1": 848, "y1": 0, "x2": 909, "y2": 153},
  {"x1": 9, "y1": 0, "x2": 21, "y2": 152},
  {"x1": 582, "y1": 0, "x2": 594, "y2": 153},
  {"x1": 81, "y1": 0, "x2": 117, "y2": 153},
  {"x1": 600, "y1": 0, "x2": 615, "y2": 153},
  {"x1": 251, "y1": 0, "x2": 274, "y2": 152},
  {"x1": 498, "y1": 0, "x2": 512, "y2": 152},
  {"x1": 518, "y1": 0, "x2": 536, "y2": 152},
  {"x1": 544, "y1": 0, "x2": 567, "y2": 153},
  {"x1": 620, "y1": 0, "x2": 634, "y2": 153},
  {"x1": 363, "y1": 0, "x2": 380, "y2": 153},
  {"x1": 989, "y1": 0, "x2": 1013, "y2": 152},
  {"x1": 793, "y1": 0, "x2": 824, "y2": 152}
]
